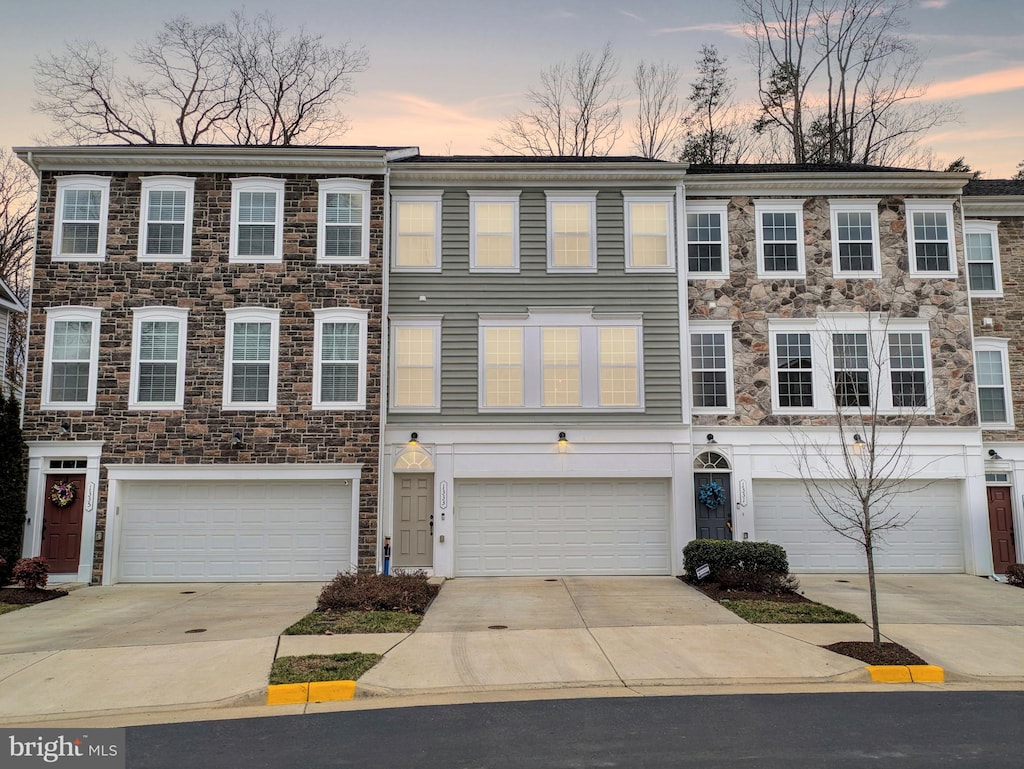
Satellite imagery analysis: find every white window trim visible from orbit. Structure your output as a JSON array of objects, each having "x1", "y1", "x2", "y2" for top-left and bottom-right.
[
  {"x1": 830, "y1": 199, "x2": 881, "y2": 279},
  {"x1": 690, "y1": 320, "x2": 735, "y2": 414},
  {"x1": 42, "y1": 306, "x2": 102, "y2": 410},
  {"x1": 546, "y1": 191, "x2": 598, "y2": 273},
  {"x1": 975, "y1": 337, "x2": 1014, "y2": 429},
  {"x1": 138, "y1": 176, "x2": 195, "y2": 262},
  {"x1": 478, "y1": 308, "x2": 644, "y2": 412},
  {"x1": 129, "y1": 307, "x2": 188, "y2": 411},
  {"x1": 390, "y1": 315, "x2": 443, "y2": 412},
  {"x1": 317, "y1": 178, "x2": 372, "y2": 265},
  {"x1": 54, "y1": 176, "x2": 110, "y2": 262},
  {"x1": 469, "y1": 190, "x2": 521, "y2": 273},
  {"x1": 685, "y1": 200, "x2": 730, "y2": 280},
  {"x1": 392, "y1": 192, "x2": 443, "y2": 273},
  {"x1": 905, "y1": 199, "x2": 957, "y2": 279},
  {"x1": 222, "y1": 307, "x2": 280, "y2": 410},
  {"x1": 229, "y1": 177, "x2": 285, "y2": 264},
  {"x1": 313, "y1": 307, "x2": 369, "y2": 410},
  {"x1": 755, "y1": 199, "x2": 806, "y2": 279},
  {"x1": 624, "y1": 191, "x2": 676, "y2": 273},
  {"x1": 768, "y1": 315, "x2": 934, "y2": 416},
  {"x1": 964, "y1": 220, "x2": 1002, "y2": 298}
]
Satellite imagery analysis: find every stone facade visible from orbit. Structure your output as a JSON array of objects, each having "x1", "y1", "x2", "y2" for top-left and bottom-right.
[
  {"x1": 25, "y1": 170, "x2": 385, "y2": 580},
  {"x1": 688, "y1": 194, "x2": 977, "y2": 428}
]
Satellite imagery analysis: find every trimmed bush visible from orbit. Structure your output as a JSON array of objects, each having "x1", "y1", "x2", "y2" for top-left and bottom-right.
[
  {"x1": 1006, "y1": 564, "x2": 1024, "y2": 588},
  {"x1": 317, "y1": 570, "x2": 439, "y2": 614},
  {"x1": 0, "y1": 394, "x2": 27, "y2": 585},
  {"x1": 12, "y1": 557, "x2": 49, "y2": 590},
  {"x1": 683, "y1": 539, "x2": 790, "y2": 583}
]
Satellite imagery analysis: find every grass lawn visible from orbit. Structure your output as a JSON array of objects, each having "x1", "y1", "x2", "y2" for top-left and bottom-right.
[
  {"x1": 283, "y1": 610, "x2": 422, "y2": 635},
  {"x1": 269, "y1": 653, "x2": 382, "y2": 685},
  {"x1": 721, "y1": 599, "x2": 861, "y2": 624},
  {"x1": 0, "y1": 604, "x2": 22, "y2": 616}
]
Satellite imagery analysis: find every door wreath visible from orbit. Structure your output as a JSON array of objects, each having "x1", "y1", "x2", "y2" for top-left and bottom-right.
[
  {"x1": 698, "y1": 480, "x2": 726, "y2": 510},
  {"x1": 49, "y1": 479, "x2": 78, "y2": 508}
]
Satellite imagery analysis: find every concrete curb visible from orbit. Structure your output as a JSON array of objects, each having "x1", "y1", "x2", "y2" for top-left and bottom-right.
[
  {"x1": 266, "y1": 680, "x2": 357, "y2": 705},
  {"x1": 867, "y1": 665, "x2": 945, "y2": 683}
]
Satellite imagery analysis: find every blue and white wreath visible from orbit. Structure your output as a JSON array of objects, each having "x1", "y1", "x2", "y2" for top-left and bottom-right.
[{"x1": 698, "y1": 480, "x2": 726, "y2": 510}]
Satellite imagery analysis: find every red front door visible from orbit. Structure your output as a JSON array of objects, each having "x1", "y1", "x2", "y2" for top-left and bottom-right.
[
  {"x1": 987, "y1": 486, "x2": 1017, "y2": 574},
  {"x1": 41, "y1": 474, "x2": 85, "y2": 573}
]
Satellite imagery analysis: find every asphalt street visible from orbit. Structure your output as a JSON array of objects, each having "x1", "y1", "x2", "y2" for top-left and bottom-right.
[{"x1": 126, "y1": 691, "x2": 1024, "y2": 768}]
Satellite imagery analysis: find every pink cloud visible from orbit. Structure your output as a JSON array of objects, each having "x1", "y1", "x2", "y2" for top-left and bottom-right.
[
  {"x1": 650, "y1": 23, "x2": 747, "y2": 39},
  {"x1": 920, "y1": 0, "x2": 950, "y2": 8},
  {"x1": 925, "y1": 66, "x2": 1024, "y2": 100}
]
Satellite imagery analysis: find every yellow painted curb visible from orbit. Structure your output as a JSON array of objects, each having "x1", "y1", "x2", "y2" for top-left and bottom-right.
[
  {"x1": 308, "y1": 680, "x2": 357, "y2": 702},
  {"x1": 267, "y1": 683, "x2": 309, "y2": 705},
  {"x1": 909, "y1": 665, "x2": 945, "y2": 683},
  {"x1": 267, "y1": 680, "x2": 358, "y2": 705}
]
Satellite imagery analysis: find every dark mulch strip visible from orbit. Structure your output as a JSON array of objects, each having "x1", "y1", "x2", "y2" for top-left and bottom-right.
[
  {"x1": 824, "y1": 641, "x2": 928, "y2": 666},
  {"x1": 688, "y1": 580, "x2": 812, "y2": 604},
  {"x1": 0, "y1": 587, "x2": 69, "y2": 605}
]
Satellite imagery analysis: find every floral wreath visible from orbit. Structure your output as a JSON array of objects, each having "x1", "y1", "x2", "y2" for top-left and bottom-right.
[
  {"x1": 698, "y1": 480, "x2": 726, "y2": 510},
  {"x1": 49, "y1": 479, "x2": 78, "y2": 508}
]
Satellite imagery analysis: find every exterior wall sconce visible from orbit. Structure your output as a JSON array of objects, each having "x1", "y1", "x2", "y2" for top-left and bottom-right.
[
  {"x1": 409, "y1": 432, "x2": 419, "y2": 446},
  {"x1": 557, "y1": 431, "x2": 568, "y2": 453},
  {"x1": 58, "y1": 421, "x2": 71, "y2": 437},
  {"x1": 706, "y1": 433, "x2": 716, "y2": 444},
  {"x1": 989, "y1": 449, "x2": 1003, "y2": 460},
  {"x1": 230, "y1": 431, "x2": 242, "y2": 448},
  {"x1": 852, "y1": 434, "x2": 866, "y2": 454}
]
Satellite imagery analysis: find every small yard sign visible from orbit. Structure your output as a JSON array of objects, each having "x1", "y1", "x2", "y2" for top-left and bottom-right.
[{"x1": 695, "y1": 563, "x2": 711, "y2": 580}]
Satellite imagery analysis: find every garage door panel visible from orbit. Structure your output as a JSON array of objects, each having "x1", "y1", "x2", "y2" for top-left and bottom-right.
[
  {"x1": 754, "y1": 480, "x2": 963, "y2": 573},
  {"x1": 455, "y1": 479, "x2": 670, "y2": 576},
  {"x1": 118, "y1": 479, "x2": 353, "y2": 582}
]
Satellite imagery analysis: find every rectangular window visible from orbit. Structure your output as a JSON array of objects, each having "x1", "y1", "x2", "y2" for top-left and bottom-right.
[
  {"x1": 832, "y1": 333, "x2": 870, "y2": 407},
  {"x1": 230, "y1": 178, "x2": 285, "y2": 263},
  {"x1": 691, "y1": 328, "x2": 732, "y2": 411},
  {"x1": 314, "y1": 308, "x2": 368, "y2": 410},
  {"x1": 54, "y1": 177, "x2": 110, "y2": 261},
  {"x1": 547, "y1": 192, "x2": 597, "y2": 271},
  {"x1": 776, "y1": 333, "x2": 814, "y2": 408},
  {"x1": 906, "y1": 201, "x2": 956, "y2": 277},
  {"x1": 598, "y1": 327, "x2": 640, "y2": 406},
  {"x1": 965, "y1": 221, "x2": 1001, "y2": 296},
  {"x1": 755, "y1": 200, "x2": 805, "y2": 278},
  {"x1": 140, "y1": 177, "x2": 194, "y2": 261},
  {"x1": 830, "y1": 201, "x2": 880, "y2": 277},
  {"x1": 686, "y1": 202, "x2": 728, "y2": 277},
  {"x1": 543, "y1": 327, "x2": 581, "y2": 406},
  {"x1": 482, "y1": 327, "x2": 523, "y2": 407},
  {"x1": 318, "y1": 179, "x2": 371, "y2": 263},
  {"x1": 392, "y1": 318, "x2": 441, "y2": 410},
  {"x1": 625, "y1": 194, "x2": 674, "y2": 271},
  {"x1": 975, "y1": 340, "x2": 1013, "y2": 427},
  {"x1": 393, "y1": 194, "x2": 442, "y2": 270},
  {"x1": 223, "y1": 308, "x2": 279, "y2": 409},
  {"x1": 470, "y1": 193, "x2": 519, "y2": 271},
  {"x1": 43, "y1": 307, "x2": 102, "y2": 409},
  {"x1": 130, "y1": 308, "x2": 188, "y2": 410},
  {"x1": 888, "y1": 332, "x2": 927, "y2": 408}
]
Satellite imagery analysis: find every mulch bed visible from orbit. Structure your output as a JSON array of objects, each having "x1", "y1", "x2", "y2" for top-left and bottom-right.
[
  {"x1": 0, "y1": 587, "x2": 68, "y2": 605},
  {"x1": 690, "y1": 580, "x2": 812, "y2": 604},
  {"x1": 824, "y1": 641, "x2": 927, "y2": 666}
]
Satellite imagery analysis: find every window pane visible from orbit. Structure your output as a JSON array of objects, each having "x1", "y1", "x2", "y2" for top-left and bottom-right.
[
  {"x1": 979, "y1": 388, "x2": 1008, "y2": 423},
  {"x1": 238, "y1": 191, "x2": 277, "y2": 223},
  {"x1": 231, "y1": 363, "x2": 270, "y2": 402},
  {"x1": 140, "y1": 321, "x2": 178, "y2": 360},
  {"x1": 52, "y1": 321, "x2": 92, "y2": 360},
  {"x1": 476, "y1": 202, "x2": 513, "y2": 233},
  {"x1": 322, "y1": 322, "x2": 359, "y2": 361},
  {"x1": 776, "y1": 332, "x2": 813, "y2": 408},
  {"x1": 146, "y1": 223, "x2": 185, "y2": 255},
  {"x1": 322, "y1": 363, "x2": 358, "y2": 402},
  {"x1": 599, "y1": 327, "x2": 638, "y2": 406},
  {"x1": 398, "y1": 202, "x2": 436, "y2": 233},
  {"x1": 691, "y1": 332, "x2": 728, "y2": 409},
  {"x1": 554, "y1": 235, "x2": 590, "y2": 266},
  {"x1": 148, "y1": 190, "x2": 185, "y2": 222},
  {"x1": 912, "y1": 211, "x2": 951, "y2": 271},
  {"x1": 833, "y1": 332, "x2": 870, "y2": 407},
  {"x1": 542, "y1": 327, "x2": 580, "y2": 406},
  {"x1": 552, "y1": 203, "x2": 591, "y2": 267},
  {"x1": 693, "y1": 371, "x2": 728, "y2": 408},
  {"x1": 232, "y1": 323, "x2": 271, "y2": 361},
  {"x1": 237, "y1": 224, "x2": 276, "y2": 257},
  {"x1": 630, "y1": 203, "x2": 669, "y2": 267},
  {"x1": 138, "y1": 362, "x2": 178, "y2": 402},
  {"x1": 50, "y1": 362, "x2": 90, "y2": 402},
  {"x1": 395, "y1": 326, "x2": 436, "y2": 407},
  {"x1": 889, "y1": 332, "x2": 927, "y2": 407},
  {"x1": 325, "y1": 192, "x2": 361, "y2": 224},
  {"x1": 484, "y1": 327, "x2": 523, "y2": 407},
  {"x1": 63, "y1": 189, "x2": 100, "y2": 221},
  {"x1": 61, "y1": 223, "x2": 99, "y2": 255},
  {"x1": 396, "y1": 328, "x2": 434, "y2": 365}
]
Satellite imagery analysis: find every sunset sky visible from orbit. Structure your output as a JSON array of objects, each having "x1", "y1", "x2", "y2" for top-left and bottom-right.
[{"x1": 3, "y1": 0, "x2": 1023, "y2": 176}]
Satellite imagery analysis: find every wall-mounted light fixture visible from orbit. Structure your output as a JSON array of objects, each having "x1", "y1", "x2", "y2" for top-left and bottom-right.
[
  {"x1": 557, "y1": 431, "x2": 568, "y2": 452},
  {"x1": 409, "y1": 432, "x2": 419, "y2": 446},
  {"x1": 852, "y1": 434, "x2": 866, "y2": 454},
  {"x1": 988, "y1": 448, "x2": 1003, "y2": 460},
  {"x1": 706, "y1": 433, "x2": 717, "y2": 444},
  {"x1": 230, "y1": 431, "x2": 242, "y2": 448},
  {"x1": 58, "y1": 421, "x2": 70, "y2": 437}
]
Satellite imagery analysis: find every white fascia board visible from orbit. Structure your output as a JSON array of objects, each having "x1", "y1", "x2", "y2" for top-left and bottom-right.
[
  {"x1": 389, "y1": 163, "x2": 687, "y2": 187},
  {"x1": 962, "y1": 197, "x2": 1024, "y2": 217},
  {"x1": 685, "y1": 172, "x2": 971, "y2": 198}
]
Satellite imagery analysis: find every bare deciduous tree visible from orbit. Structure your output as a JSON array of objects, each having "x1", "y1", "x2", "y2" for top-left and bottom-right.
[
  {"x1": 741, "y1": 0, "x2": 955, "y2": 165},
  {"x1": 34, "y1": 10, "x2": 368, "y2": 146},
  {"x1": 0, "y1": 150, "x2": 36, "y2": 391},
  {"x1": 490, "y1": 43, "x2": 623, "y2": 157},
  {"x1": 632, "y1": 60, "x2": 683, "y2": 160},
  {"x1": 677, "y1": 44, "x2": 757, "y2": 164}
]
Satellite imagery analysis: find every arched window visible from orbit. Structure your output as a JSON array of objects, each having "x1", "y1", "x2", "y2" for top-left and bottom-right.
[
  {"x1": 694, "y1": 451, "x2": 730, "y2": 470},
  {"x1": 394, "y1": 447, "x2": 434, "y2": 472}
]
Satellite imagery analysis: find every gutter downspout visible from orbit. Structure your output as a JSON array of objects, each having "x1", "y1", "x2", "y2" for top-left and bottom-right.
[
  {"x1": 377, "y1": 160, "x2": 392, "y2": 573},
  {"x1": 18, "y1": 152, "x2": 42, "y2": 427}
]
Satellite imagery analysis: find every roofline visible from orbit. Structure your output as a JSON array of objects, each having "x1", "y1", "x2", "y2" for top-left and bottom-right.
[
  {"x1": 962, "y1": 195, "x2": 1024, "y2": 217},
  {"x1": 684, "y1": 170, "x2": 972, "y2": 197},
  {"x1": 0, "y1": 278, "x2": 25, "y2": 313},
  {"x1": 13, "y1": 145, "x2": 420, "y2": 176},
  {"x1": 390, "y1": 160, "x2": 689, "y2": 186}
]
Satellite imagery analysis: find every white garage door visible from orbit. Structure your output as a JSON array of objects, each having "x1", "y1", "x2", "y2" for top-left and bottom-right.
[
  {"x1": 454, "y1": 479, "x2": 671, "y2": 576},
  {"x1": 118, "y1": 479, "x2": 353, "y2": 582},
  {"x1": 753, "y1": 479, "x2": 964, "y2": 572}
]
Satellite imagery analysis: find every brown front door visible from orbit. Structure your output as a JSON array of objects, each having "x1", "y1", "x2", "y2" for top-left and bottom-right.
[
  {"x1": 394, "y1": 474, "x2": 433, "y2": 568},
  {"x1": 988, "y1": 486, "x2": 1017, "y2": 574},
  {"x1": 41, "y1": 474, "x2": 85, "y2": 573}
]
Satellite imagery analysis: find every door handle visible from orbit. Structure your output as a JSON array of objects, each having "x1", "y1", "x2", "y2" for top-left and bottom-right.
[{"x1": 429, "y1": 514, "x2": 434, "y2": 535}]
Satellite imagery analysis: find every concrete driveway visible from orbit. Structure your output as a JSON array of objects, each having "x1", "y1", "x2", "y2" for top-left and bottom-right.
[{"x1": 0, "y1": 583, "x2": 322, "y2": 722}]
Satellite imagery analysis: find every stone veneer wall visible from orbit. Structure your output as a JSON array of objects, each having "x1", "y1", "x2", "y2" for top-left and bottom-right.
[
  {"x1": 689, "y1": 194, "x2": 977, "y2": 428},
  {"x1": 970, "y1": 214, "x2": 1024, "y2": 440},
  {"x1": 25, "y1": 171, "x2": 385, "y2": 581}
]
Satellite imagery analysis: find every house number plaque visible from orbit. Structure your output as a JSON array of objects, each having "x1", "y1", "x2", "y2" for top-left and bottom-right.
[{"x1": 439, "y1": 481, "x2": 448, "y2": 510}]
